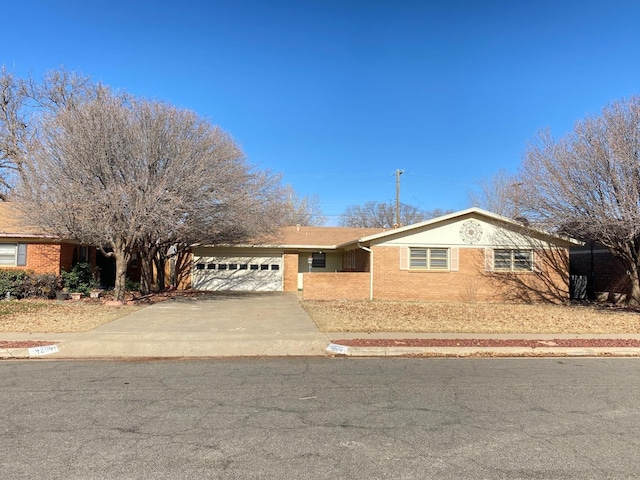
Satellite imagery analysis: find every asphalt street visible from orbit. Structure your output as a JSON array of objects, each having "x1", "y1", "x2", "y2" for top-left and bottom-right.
[{"x1": 2, "y1": 358, "x2": 640, "y2": 479}]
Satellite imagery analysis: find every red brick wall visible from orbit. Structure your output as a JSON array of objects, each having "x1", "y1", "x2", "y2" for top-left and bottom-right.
[
  {"x1": 302, "y1": 272, "x2": 370, "y2": 300},
  {"x1": 370, "y1": 246, "x2": 569, "y2": 303},
  {"x1": 0, "y1": 243, "x2": 64, "y2": 275},
  {"x1": 570, "y1": 248, "x2": 631, "y2": 297},
  {"x1": 59, "y1": 243, "x2": 75, "y2": 273},
  {"x1": 283, "y1": 253, "x2": 299, "y2": 291}
]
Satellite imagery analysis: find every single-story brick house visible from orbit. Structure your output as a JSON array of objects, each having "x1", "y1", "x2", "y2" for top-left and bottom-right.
[
  {"x1": 192, "y1": 208, "x2": 582, "y2": 302},
  {"x1": 1, "y1": 203, "x2": 581, "y2": 302}
]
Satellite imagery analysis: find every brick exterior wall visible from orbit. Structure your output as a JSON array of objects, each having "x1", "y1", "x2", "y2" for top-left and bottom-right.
[
  {"x1": 0, "y1": 243, "x2": 62, "y2": 275},
  {"x1": 0, "y1": 242, "x2": 87, "y2": 275},
  {"x1": 283, "y1": 253, "x2": 299, "y2": 291},
  {"x1": 302, "y1": 246, "x2": 570, "y2": 303},
  {"x1": 302, "y1": 272, "x2": 370, "y2": 300},
  {"x1": 371, "y1": 246, "x2": 569, "y2": 303},
  {"x1": 570, "y1": 248, "x2": 631, "y2": 299}
]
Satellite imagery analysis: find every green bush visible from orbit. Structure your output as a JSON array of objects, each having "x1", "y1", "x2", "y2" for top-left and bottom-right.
[
  {"x1": 0, "y1": 270, "x2": 59, "y2": 299},
  {"x1": 61, "y1": 262, "x2": 98, "y2": 296},
  {"x1": 125, "y1": 278, "x2": 140, "y2": 292},
  {"x1": 0, "y1": 270, "x2": 28, "y2": 299}
]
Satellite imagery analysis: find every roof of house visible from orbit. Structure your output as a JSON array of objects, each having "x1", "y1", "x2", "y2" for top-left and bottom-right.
[
  {"x1": 0, "y1": 203, "x2": 58, "y2": 238},
  {"x1": 270, "y1": 225, "x2": 386, "y2": 248},
  {"x1": 340, "y1": 207, "x2": 582, "y2": 247}
]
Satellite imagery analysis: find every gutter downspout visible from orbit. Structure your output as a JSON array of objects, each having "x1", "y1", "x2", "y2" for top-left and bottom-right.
[{"x1": 359, "y1": 245, "x2": 373, "y2": 300}]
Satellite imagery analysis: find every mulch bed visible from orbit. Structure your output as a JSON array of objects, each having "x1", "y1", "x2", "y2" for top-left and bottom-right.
[
  {"x1": 333, "y1": 338, "x2": 640, "y2": 348},
  {"x1": 0, "y1": 341, "x2": 58, "y2": 349}
]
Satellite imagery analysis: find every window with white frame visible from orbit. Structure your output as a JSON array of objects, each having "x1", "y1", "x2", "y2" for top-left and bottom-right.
[
  {"x1": 0, "y1": 243, "x2": 27, "y2": 267},
  {"x1": 409, "y1": 248, "x2": 449, "y2": 270},
  {"x1": 494, "y1": 249, "x2": 533, "y2": 272}
]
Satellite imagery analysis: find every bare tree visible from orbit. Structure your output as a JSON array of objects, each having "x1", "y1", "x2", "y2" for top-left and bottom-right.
[
  {"x1": 339, "y1": 201, "x2": 444, "y2": 228},
  {"x1": 0, "y1": 67, "x2": 98, "y2": 198},
  {"x1": 519, "y1": 96, "x2": 640, "y2": 304},
  {"x1": 468, "y1": 169, "x2": 523, "y2": 218},
  {"x1": 14, "y1": 85, "x2": 284, "y2": 300},
  {"x1": 281, "y1": 184, "x2": 326, "y2": 226}
]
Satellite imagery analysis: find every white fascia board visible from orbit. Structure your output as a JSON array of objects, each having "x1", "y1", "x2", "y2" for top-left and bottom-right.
[
  {"x1": 352, "y1": 207, "x2": 583, "y2": 247},
  {"x1": 197, "y1": 243, "x2": 340, "y2": 250}
]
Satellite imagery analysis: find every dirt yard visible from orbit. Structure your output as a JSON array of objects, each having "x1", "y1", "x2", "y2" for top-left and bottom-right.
[{"x1": 302, "y1": 300, "x2": 640, "y2": 334}]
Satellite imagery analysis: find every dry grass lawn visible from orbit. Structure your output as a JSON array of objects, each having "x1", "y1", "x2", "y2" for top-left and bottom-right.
[
  {"x1": 0, "y1": 299, "x2": 141, "y2": 333},
  {"x1": 3, "y1": 296, "x2": 640, "y2": 335},
  {"x1": 302, "y1": 300, "x2": 640, "y2": 334}
]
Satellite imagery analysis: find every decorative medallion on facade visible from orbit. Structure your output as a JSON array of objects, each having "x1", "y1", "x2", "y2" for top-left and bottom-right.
[{"x1": 459, "y1": 220, "x2": 483, "y2": 244}]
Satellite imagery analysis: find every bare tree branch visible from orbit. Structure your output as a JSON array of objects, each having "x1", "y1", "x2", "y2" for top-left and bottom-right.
[
  {"x1": 519, "y1": 96, "x2": 640, "y2": 304},
  {"x1": 339, "y1": 201, "x2": 447, "y2": 228}
]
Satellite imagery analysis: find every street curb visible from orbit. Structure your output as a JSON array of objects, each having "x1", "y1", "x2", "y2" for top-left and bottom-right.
[{"x1": 326, "y1": 344, "x2": 640, "y2": 357}]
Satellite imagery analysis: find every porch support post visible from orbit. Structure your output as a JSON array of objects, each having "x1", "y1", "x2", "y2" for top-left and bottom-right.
[{"x1": 359, "y1": 245, "x2": 373, "y2": 301}]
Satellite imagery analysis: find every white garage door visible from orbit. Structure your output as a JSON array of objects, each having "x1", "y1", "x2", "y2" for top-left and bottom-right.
[{"x1": 192, "y1": 252, "x2": 283, "y2": 292}]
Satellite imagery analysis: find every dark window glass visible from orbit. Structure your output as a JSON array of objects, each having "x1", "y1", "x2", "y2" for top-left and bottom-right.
[
  {"x1": 312, "y1": 252, "x2": 326, "y2": 268},
  {"x1": 229, "y1": 264, "x2": 238, "y2": 270},
  {"x1": 207, "y1": 263, "x2": 216, "y2": 269},
  {"x1": 240, "y1": 264, "x2": 248, "y2": 270},
  {"x1": 250, "y1": 264, "x2": 259, "y2": 270},
  {"x1": 260, "y1": 264, "x2": 269, "y2": 270},
  {"x1": 196, "y1": 263, "x2": 205, "y2": 270},
  {"x1": 218, "y1": 264, "x2": 227, "y2": 270},
  {"x1": 271, "y1": 264, "x2": 280, "y2": 270}
]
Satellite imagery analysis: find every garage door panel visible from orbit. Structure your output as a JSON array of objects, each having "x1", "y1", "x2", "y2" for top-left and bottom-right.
[{"x1": 192, "y1": 254, "x2": 283, "y2": 292}]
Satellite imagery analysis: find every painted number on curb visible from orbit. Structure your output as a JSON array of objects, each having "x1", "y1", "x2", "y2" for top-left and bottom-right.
[
  {"x1": 326, "y1": 343, "x2": 350, "y2": 355},
  {"x1": 28, "y1": 345, "x2": 59, "y2": 357}
]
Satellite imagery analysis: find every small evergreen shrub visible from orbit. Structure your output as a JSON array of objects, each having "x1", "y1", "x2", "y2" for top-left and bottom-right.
[
  {"x1": 61, "y1": 262, "x2": 98, "y2": 296},
  {"x1": 125, "y1": 278, "x2": 140, "y2": 292}
]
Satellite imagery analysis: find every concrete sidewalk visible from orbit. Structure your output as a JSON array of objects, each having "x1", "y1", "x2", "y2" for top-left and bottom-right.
[{"x1": 2, "y1": 293, "x2": 640, "y2": 359}]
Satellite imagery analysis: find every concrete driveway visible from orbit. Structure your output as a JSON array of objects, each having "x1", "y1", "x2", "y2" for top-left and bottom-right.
[{"x1": 51, "y1": 292, "x2": 331, "y2": 358}]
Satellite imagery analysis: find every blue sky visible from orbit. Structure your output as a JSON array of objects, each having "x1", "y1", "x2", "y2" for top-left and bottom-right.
[{"x1": 4, "y1": 1, "x2": 640, "y2": 224}]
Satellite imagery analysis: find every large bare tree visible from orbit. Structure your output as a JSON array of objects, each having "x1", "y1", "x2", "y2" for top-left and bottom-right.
[
  {"x1": 519, "y1": 96, "x2": 640, "y2": 304},
  {"x1": 14, "y1": 82, "x2": 284, "y2": 300},
  {"x1": 339, "y1": 201, "x2": 445, "y2": 228}
]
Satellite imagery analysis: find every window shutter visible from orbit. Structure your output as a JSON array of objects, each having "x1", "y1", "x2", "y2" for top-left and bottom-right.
[
  {"x1": 533, "y1": 250, "x2": 541, "y2": 273},
  {"x1": 17, "y1": 243, "x2": 27, "y2": 266},
  {"x1": 399, "y1": 247, "x2": 409, "y2": 270},
  {"x1": 484, "y1": 247, "x2": 494, "y2": 272},
  {"x1": 450, "y1": 248, "x2": 459, "y2": 271}
]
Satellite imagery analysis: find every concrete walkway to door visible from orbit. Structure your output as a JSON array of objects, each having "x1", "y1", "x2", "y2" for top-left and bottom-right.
[{"x1": 48, "y1": 292, "x2": 331, "y2": 358}]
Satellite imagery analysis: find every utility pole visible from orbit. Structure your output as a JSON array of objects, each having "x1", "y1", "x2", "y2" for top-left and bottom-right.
[{"x1": 395, "y1": 169, "x2": 404, "y2": 227}]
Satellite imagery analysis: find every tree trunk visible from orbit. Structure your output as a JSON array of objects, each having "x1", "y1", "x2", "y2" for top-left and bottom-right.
[
  {"x1": 154, "y1": 254, "x2": 167, "y2": 291},
  {"x1": 628, "y1": 265, "x2": 640, "y2": 306},
  {"x1": 139, "y1": 252, "x2": 153, "y2": 296},
  {"x1": 113, "y1": 243, "x2": 131, "y2": 302}
]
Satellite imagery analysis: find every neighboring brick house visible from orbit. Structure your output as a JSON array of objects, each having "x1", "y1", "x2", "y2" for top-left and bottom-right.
[
  {"x1": 0, "y1": 203, "x2": 76, "y2": 275},
  {"x1": 570, "y1": 241, "x2": 632, "y2": 302},
  {"x1": 0, "y1": 203, "x2": 140, "y2": 287},
  {"x1": 192, "y1": 208, "x2": 581, "y2": 303}
]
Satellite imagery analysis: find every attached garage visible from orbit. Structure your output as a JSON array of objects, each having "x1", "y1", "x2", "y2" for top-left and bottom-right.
[{"x1": 191, "y1": 248, "x2": 284, "y2": 292}]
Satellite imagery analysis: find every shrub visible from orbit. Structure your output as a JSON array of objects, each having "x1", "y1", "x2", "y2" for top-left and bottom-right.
[
  {"x1": 61, "y1": 262, "x2": 98, "y2": 296},
  {"x1": 23, "y1": 273, "x2": 59, "y2": 299},
  {"x1": 125, "y1": 278, "x2": 140, "y2": 292},
  {"x1": 0, "y1": 270, "x2": 59, "y2": 299},
  {"x1": 0, "y1": 270, "x2": 28, "y2": 299}
]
